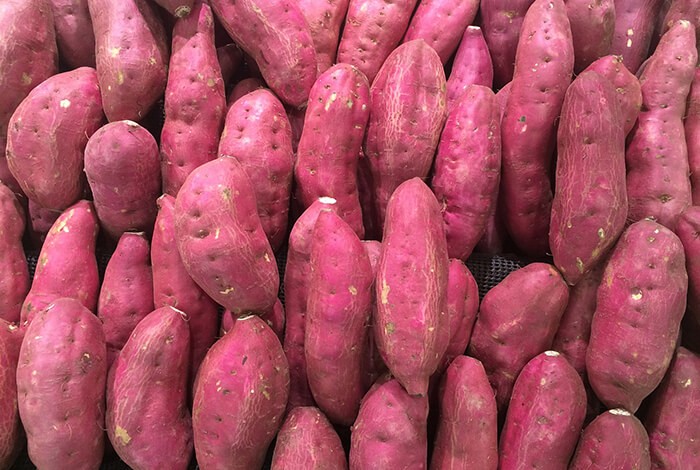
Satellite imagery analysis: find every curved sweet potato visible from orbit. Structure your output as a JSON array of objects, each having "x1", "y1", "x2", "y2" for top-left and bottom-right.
[
  {"x1": 0, "y1": 183, "x2": 29, "y2": 324},
  {"x1": 687, "y1": 69, "x2": 700, "y2": 204}
]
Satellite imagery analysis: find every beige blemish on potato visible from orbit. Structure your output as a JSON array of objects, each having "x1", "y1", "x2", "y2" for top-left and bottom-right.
[
  {"x1": 325, "y1": 92, "x2": 338, "y2": 111},
  {"x1": 346, "y1": 99, "x2": 354, "y2": 108},
  {"x1": 385, "y1": 322, "x2": 395, "y2": 335},
  {"x1": 59, "y1": 99, "x2": 71, "y2": 109},
  {"x1": 631, "y1": 288, "x2": 642, "y2": 300},
  {"x1": 683, "y1": 378, "x2": 692, "y2": 387},
  {"x1": 576, "y1": 257, "x2": 584, "y2": 273},
  {"x1": 264, "y1": 253, "x2": 271, "y2": 263},
  {"x1": 149, "y1": 57, "x2": 157, "y2": 65},
  {"x1": 214, "y1": 228, "x2": 220, "y2": 240},
  {"x1": 109, "y1": 47, "x2": 121, "y2": 58},
  {"x1": 348, "y1": 286, "x2": 358, "y2": 295},
  {"x1": 207, "y1": 78, "x2": 216, "y2": 87},
  {"x1": 380, "y1": 279, "x2": 390, "y2": 304},
  {"x1": 598, "y1": 228, "x2": 605, "y2": 239},
  {"x1": 117, "y1": 71, "x2": 125, "y2": 85},
  {"x1": 220, "y1": 286, "x2": 235, "y2": 295},
  {"x1": 114, "y1": 426, "x2": 131, "y2": 445},
  {"x1": 21, "y1": 73, "x2": 32, "y2": 86}
]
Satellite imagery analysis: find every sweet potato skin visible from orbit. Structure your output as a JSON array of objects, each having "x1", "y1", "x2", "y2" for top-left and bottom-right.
[
  {"x1": 0, "y1": 184, "x2": 29, "y2": 324},
  {"x1": 0, "y1": 320, "x2": 24, "y2": 469},
  {"x1": 154, "y1": 0, "x2": 195, "y2": 17},
  {"x1": 17, "y1": 298, "x2": 107, "y2": 470},
  {"x1": 566, "y1": 0, "x2": 615, "y2": 73},
  {"x1": 228, "y1": 77, "x2": 265, "y2": 105},
  {"x1": 678, "y1": 207, "x2": 700, "y2": 338},
  {"x1": 221, "y1": 299, "x2": 285, "y2": 340},
  {"x1": 687, "y1": 69, "x2": 700, "y2": 205},
  {"x1": 446, "y1": 26, "x2": 494, "y2": 111},
  {"x1": 361, "y1": 240, "x2": 387, "y2": 390},
  {"x1": 49, "y1": 0, "x2": 95, "y2": 68},
  {"x1": 586, "y1": 219, "x2": 688, "y2": 412},
  {"x1": 297, "y1": 0, "x2": 349, "y2": 74},
  {"x1": 610, "y1": 0, "x2": 666, "y2": 74},
  {"x1": 439, "y1": 260, "x2": 479, "y2": 371}
]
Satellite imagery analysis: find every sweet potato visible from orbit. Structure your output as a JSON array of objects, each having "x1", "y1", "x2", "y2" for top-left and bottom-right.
[
  {"x1": 402, "y1": 0, "x2": 480, "y2": 64},
  {"x1": 107, "y1": 306, "x2": 193, "y2": 470},
  {"x1": 217, "y1": 44, "x2": 242, "y2": 91},
  {"x1": 364, "y1": 40, "x2": 448, "y2": 229},
  {"x1": 644, "y1": 346, "x2": 700, "y2": 469},
  {"x1": 17, "y1": 298, "x2": 107, "y2": 470},
  {"x1": 570, "y1": 408, "x2": 651, "y2": 469},
  {"x1": 228, "y1": 77, "x2": 265, "y2": 105},
  {"x1": 361, "y1": 240, "x2": 387, "y2": 390},
  {"x1": 439, "y1": 260, "x2": 479, "y2": 372},
  {"x1": 0, "y1": 320, "x2": 23, "y2": 469},
  {"x1": 677, "y1": 207, "x2": 700, "y2": 336},
  {"x1": 336, "y1": 0, "x2": 419, "y2": 84},
  {"x1": 161, "y1": 0, "x2": 226, "y2": 196},
  {"x1": 0, "y1": 183, "x2": 29, "y2": 324},
  {"x1": 153, "y1": 0, "x2": 194, "y2": 17},
  {"x1": 357, "y1": 153, "x2": 380, "y2": 240},
  {"x1": 6, "y1": 67, "x2": 103, "y2": 211},
  {"x1": 84, "y1": 120, "x2": 161, "y2": 240},
  {"x1": 432, "y1": 85, "x2": 501, "y2": 261},
  {"x1": 298, "y1": 0, "x2": 350, "y2": 74},
  {"x1": 98, "y1": 232, "x2": 154, "y2": 368},
  {"x1": 375, "y1": 178, "x2": 450, "y2": 397},
  {"x1": 467, "y1": 262, "x2": 569, "y2": 411},
  {"x1": 687, "y1": 69, "x2": 700, "y2": 204},
  {"x1": 26, "y1": 200, "x2": 61, "y2": 248},
  {"x1": 625, "y1": 21, "x2": 697, "y2": 231},
  {"x1": 295, "y1": 64, "x2": 370, "y2": 238},
  {"x1": 609, "y1": 0, "x2": 666, "y2": 74},
  {"x1": 499, "y1": 351, "x2": 587, "y2": 469},
  {"x1": 49, "y1": 0, "x2": 95, "y2": 68},
  {"x1": 270, "y1": 407, "x2": 347, "y2": 470},
  {"x1": 446, "y1": 26, "x2": 494, "y2": 111},
  {"x1": 658, "y1": 0, "x2": 700, "y2": 48},
  {"x1": 586, "y1": 219, "x2": 688, "y2": 412},
  {"x1": 218, "y1": 89, "x2": 294, "y2": 251},
  {"x1": 192, "y1": 314, "x2": 289, "y2": 470},
  {"x1": 209, "y1": 0, "x2": 317, "y2": 107},
  {"x1": 500, "y1": 0, "x2": 574, "y2": 257},
  {"x1": 566, "y1": 0, "x2": 615, "y2": 73},
  {"x1": 20, "y1": 200, "x2": 100, "y2": 327},
  {"x1": 221, "y1": 299, "x2": 285, "y2": 340}
]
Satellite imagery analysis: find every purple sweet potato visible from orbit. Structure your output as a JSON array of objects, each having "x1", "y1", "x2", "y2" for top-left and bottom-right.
[
  {"x1": 336, "y1": 0, "x2": 419, "y2": 84},
  {"x1": 364, "y1": 40, "x2": 448, "y2": 229},
  {"x1": 499, "y1": 0, "x2": 574, "y2": 257},
  {"x1": 430, "y1": 356, "x2": 498, "y2": 470},
  {"x1": 84, "y1": 120, "x2": 161, "y2": 239},
  {"x1": 174, "y1": 156, "x2": 279, "y2": 315},
  {"x1": 570, "y1": 408, "x2": 651, "y2": 470},
  {"x1": 192, "y1": 314, "x2": 289, "y2": 470},
  {"x1": 298, "y1": 0, "x2": 350, "y2": 74},
  {"x1": 375, "y1": 178, "x2": 450, "y2": 397},
  {"x1": 446, "y1": 26, "x2": 494, "y2": 111},
  {"x1": 287, "y1": 104, "x2": 307, "y2": 154},
  {"x1": 107, "y1": 306, "x2": 193, "y2": 470},
  {"x1": 228, "y1": 77, "x2": 265, "y2": 105},
  {"x1": 432, "y1": 84, "x2": 501, "y2": 261},
  {"x1": 161, "y1": 0, "x2": 227, "y2": 196},
  {"x1": 20, "y1": 200, "x2": 99, "y2": 327},
  {"x1": 357, "y1": 152, "x2": 380, "y2": 240},
  {"x1": 217, "y1": 44, "x2": 242, "y2": 90},
  {"x1": 402, "y1": 0, "x2": 480, "y2": 64},
  {"x1": 153, "y1": 0, "x2": 195, "y2": 17},
  {"x1": 17, "y1": 298, "x2": 107, "y2": 470},
  {"x1": 0, "y1": 320, "x2": 23, "y2": 469},
  {"x1": 349, "y1": 376, "x2": 429, "y2": 470},
  {"x1": 658, "y1": 0, "x2": 700, "y2": 48},
  {"x1": 610, "y1": 0, "x2": 666, "y2": 74},
  {"x1": 6, "y1": 67, "x2": 104, "y2": 211},
  {"x1": 221, "y1": 299, "x2": 285, "y2": 340},
  {"x1": 98, "y1": 232, "x2": 154, "y2": 369},
  {"x1": 218, "y1": 89, "x2": 294, "y2": 252},
  {"x1": 677, "y1": 207, "x2": 700, "y2": 334},
  {"x1": 0, "y1": 183, "x2": 29, "y2": 324},
  {"x1": 687, "y1": 69, "x2": 700, "y2": 204},
  {"x1": 467, "y1": 262, "x2": 570, "y2": 412},
  {"x1": 644, "y1": 346, "x2": 700, "y2": 469},
  {"x1": 26, "y1": 200, "x2": 61, "y2": 249},
  {"x1": 566, "y1": 0, "x2": 615, "y2": 73},
  {"x1": 270, "y1": 407, "x2": 348, "y2": 470},
  {"x1": 361, "y1": 240, "x2": 387, "y2": 390},
  {"x1": 625, "y1": 21, "x2": 697, "y2": 231},
  {"x1": 295, "y1": 64, "x2": 370, "y2": 238},
  {"x1": 209, "y1": 0, "x2": 317, "y2": 107},
  {"x1": 49, "y1": 0, "x2": 95, "y2": 68},
  {"x1": 586, "y1": 219, "x2": 688, "y2": 412},
  {"x1": 499, "y1": 351, "x2": 587, "y2": 469}
]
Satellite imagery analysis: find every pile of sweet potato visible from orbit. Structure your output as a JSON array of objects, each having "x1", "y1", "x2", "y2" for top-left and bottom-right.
[{"x1": 1, "y1": 0, "x2": 700, "y2": 468}]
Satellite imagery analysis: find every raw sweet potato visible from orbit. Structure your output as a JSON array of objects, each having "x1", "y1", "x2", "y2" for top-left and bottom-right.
[
  {"x1": 446, "y1": 26, "x2": 494, "y2": 111},
  {"x1": 153, "y1": 0, "x2": 194, "y2": 17},
  {"x1": 49, "y1": 0, "x2": 95, "y2": 68},
  {"x1": 17, "y1": 298, "x2": 107, "y2": 470},
  {"x1": 610, "y1": 0, "x2": 666, "y2": 74},
  {"x1": 192, "y1": 314, "x2": 289, "y2": 469},
  {"x1": 6, "y1": 67, "x2": 104, "y2": 211},
  {"x1": 687, "y1": 69, "x2": 700, "y2": 204},
  {"x1": 216, "y1": 44, "x2": 242, "y2": 90},
  {"x1": 586, "y1": 219, "x2": 688, "y2": 412},
  {"x1": 295, "y1": 64, "x2": 370, "y2": 238},
  {"x1": 161, "y1": 0, "x2": 226, "y2": 196},
  {"x1": 84, "y1": 120, "x2": 161, "y2": 240},
  {"x1": 361, "y1": 240, "x2": 387, "y2": 390},
  {"x1": 26, "y1": 200, "x2": 61, "y2": 249},
  {"x1": 221, "y1": 299, "x2": 285, "y2": 340},
  {"x1": 677, "y1": 207, "x2": 700, "y2": 334},
  {"x1": 228, "y1": 77, "x2": 265, "y2": 105},
  {"x1": 0, "y1": 320, "x2": 23, "y2": 469},
  {"x1": 566, "y1": 0, "x2": 615, "y2": 73},
  {"x1": 0, "y1": 183, "x2": 29, "y2": 324},
  {"x1": 658, "y1": 0, "x2": 700, "y2": 48},
  {"x1": 374, "y1": 178, "x2": 450, "y2": 397},
  {"x1": 298, "y1": 0, "x2": 350, "y2": 74}
]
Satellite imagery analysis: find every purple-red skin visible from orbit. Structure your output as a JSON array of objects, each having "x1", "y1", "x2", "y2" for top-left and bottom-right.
[
  {"x1": 227, "y1": 77, "x2": 265, "y2": 106},
  {"x1": 430, "y1": 356, "x2": 498, "y2": 470},
  {"x1": 586, "y1": 219, "x2": 688, "y2": 412},
  {"x1": 0, "y1": 183, "x2": 29, "y2": 324},
  {"x1": 153, "y1": 0, "x2": 195, "y2": 17},
  {"x1": 446, "y1": 26, "x2": 494, "y2": 111},
  {"x1": 336, "y1": 0, "x2": 419, "y2": 84},
  {"x1": 271, "y1": 407, "x2": 348, "y2": 470},
  {"x1": 361, "y1": 240, "x2": 387, "y2": 390},
  {"x1": 566, "y1": 0, "x2": 615, "y2": 73},
  {"x1": 658, "y1": 0, "x2": 700, "y2": 48},
  {"x1": 499, "y1": 0, "x2": 574, "y2": 257},
  {"x1": 209, "y1": 0, "x2": 317, "y2": 107},
  {"x1": 357, "y1": 152, "x2": 380, "y2": 241},
  {"x1": 402, "y1": 0, "x2": 480, "y2": 64},
  {"x1": 467, "y1": 262, "x2": 570, "y2": 412},
  {"x1": 192, "y1": 315, "x2": 289, "y2": 470},
  {"x1": 295, "y1": 64, "x2": 370, "y2": 238},
  {"x1": 626, "y1": 21, "x2": 697, "y2": 232},
  {"x1": 349, "y1": 376, "x2": 429, "y2": 470},
  {"x1": 20, "y1": 200, "x2": 100, "y2": 327},
  {"x1": 570, "y1": 408, "x2": 651, "y2": 470},
  {"x1": 84, "y1": 120, "x2": 161, "y2": 240},
  {"x1": 644, "y1": 346, "x2": 700, "y2": 469},
  {"x1": 0, "y1": 320, "x2": 24, "y2": 469},
  {"x1": 217, "y1": 43, "x2": 243, "y2": 90},
  {"x1": 26, "y1": 201, "x2": 61, "y2": 249},
  {"x1": 364, "y1": 40, "x2": 448, "y2": 230},
  {"x1": 687, "y1": 69, "x2": 700, "y2": 205},
  {"x1": 432, "y1": 84, "x2": 501, "y2": 261},
  {"x1": 161, "y1": 0, "x2": 227, "y2": 197},
  {"x1": 98, "y1": 232, "x2": 154, "y2": 369},
  {"x1": 305, "y1": 210, "x2": 373, "y2": 426},
  {"x1": 6, "y1": 67, "x2": 104, "y2": 211},
  {"x1": 478, "y1": 0, "x2": 535, "y2": 88},
  {"x1": 499, "y1": 351, "x2": 587, "y2": 469},
  {"x1": 106, "y1": 306, "x2": 193, "y2": 470},
  {"x1": 287, "y1": 104, "x2": 307, "y2": 155},
  {"x1": 297, "y1": 0, "x2": 350, "y2": 74},
  {"x1": 610, "y1": 0, "x2": 666, "y2": 74},
  {"x1": 49, "y1": 0, "x2": 95, "y2": 68},
  {"x1": 88, "y1": 0, "x2": 169, "y2": 122},
  {"x1": 677, "y1": 207, "x2": 700, "y2": 335},
  {"x1": 17, "y1": 298, "x2": 107, "y2": 470},
  {"x1": 439, "y1": 260, "x2": 479, "y2": 372},
  {"x1": 221, "y1": 298, "x2": 285, "y2": 340},
  {"x1": 375, "y1": 178, "x2": 450, "y2": 397},
  {"x1": 218, "y1": 89, "x2": 294, "y2": 252}
]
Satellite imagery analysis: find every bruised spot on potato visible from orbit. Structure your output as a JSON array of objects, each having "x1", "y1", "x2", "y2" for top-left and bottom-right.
[
  {"x1": 149, "y1": 57, "x2": 157, "y2": 66},
  {"x1": 349, "y1": 286, "x2": 358, "y2": 295},
  {"x1": 114, "y1": 426, "x2": 131, "y2": 445}
]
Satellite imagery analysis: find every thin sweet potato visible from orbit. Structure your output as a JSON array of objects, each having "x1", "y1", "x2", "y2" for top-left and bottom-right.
[
  {"x1": 610, "y1": 0, "x2": 666, "y2": 74},
  {"x1": 49, "y1": 0, "x2": 95, "y2": 68},
  {"x1": 0, "y1": 320, "x2": 23, "y2": 469},
  {"x1": 0, "y1": 183, "x2": 29, "y2": 324},
  {"x1": 677, "y1": 206, "x2": 700, "y2": 337},
  {"x1": 297, "y1": 0, "x2": 350, "y2": 74},
  {"x1": 361, "y1": 240, "x2": 387, "y2": 390},
  {"x1": 446, "y1": 26, "x2": 494, "y2": 111},
  {"x1": 687, "y1": 69, "x2": 700, "y2": 204}
]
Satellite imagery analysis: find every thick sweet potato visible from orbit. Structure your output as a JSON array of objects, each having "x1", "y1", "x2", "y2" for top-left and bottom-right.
[
  {"x1": 0, "y1": 320, "x2": 23, "y2": 469},
  {"x1": 566, "y1": 0, "x2": 615, "y2": 73},
  {"x1": 49, "y1": 0, "x2": 95, "y2": 68},
  {"x1": 446, "y1": 26, "x2": 494, "y2": 111},
  {"x1": 192, "y1": 315, "x2": 289, "y2": 469},
  {"x1": 677, "y1": 207, "x2": 700, "y2": 335},
  {"x1": 0, "y1": 184, "x2": 29, "y2": 324},
  {"x1": 153, "y1": 0, "x2": 194, "y2": 17},
  {"x1": 295, "y1": 64, "x2": 370, "y2": 238},
  {"x1": 84, "y1": 120, "x2": 161, "y2": 240},
  {"x1": 6, "y1": 67, "x2": 103, "y2": 211},
  {"x1": 161, "y1": 0, "x2": 226, "y2": 196},
  {"x1": 298, "y1": 0, "x2": 350, "y2": 74},
  {"x1": 610, "y1": 0, "x2": 665, "y2": 74},
  {"x1": 586, "y1": 219, "x2": 688, "y2": 412},
  {"x1": 687, "y1": 69, "x2": 700, "y2": 204},
  {"x1": 17, "y1": 298, "x2": 107, "y2": 470},
  {"x1": 375, "y1": 178, "x2": 450, "y2": 397}
]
